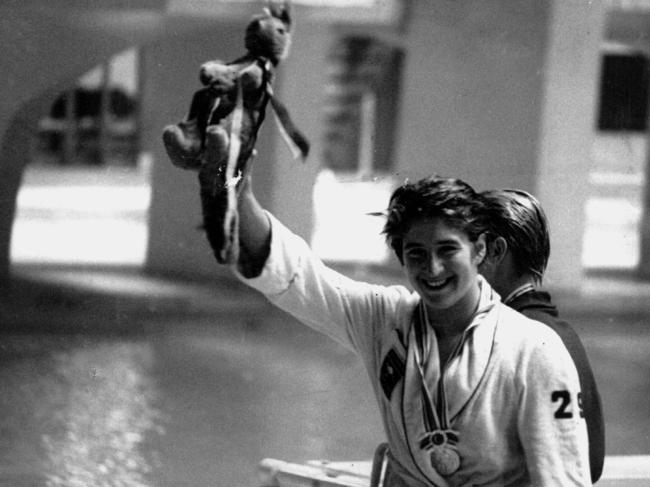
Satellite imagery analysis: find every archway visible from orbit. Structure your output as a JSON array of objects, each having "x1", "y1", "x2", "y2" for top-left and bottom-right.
[{"x1": 9, "y1": 49, "x2": 151, "y2": 271}]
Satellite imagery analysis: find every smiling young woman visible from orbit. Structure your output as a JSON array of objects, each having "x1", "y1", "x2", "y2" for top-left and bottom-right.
[
  {"x1": 199, "y1": 166, "x2": 592, "y2": 486},
  {"x1": 402, "y1": 219, "x2": 484, "y2": 328}
]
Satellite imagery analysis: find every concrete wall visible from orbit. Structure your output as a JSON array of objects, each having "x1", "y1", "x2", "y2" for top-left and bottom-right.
[
  {"x1": 394, "y1": 1, "x2": 549, "y2": 190},
  {"x1": 537, "y1": 1, "x2": 606, "y2": 290},
  {"x1": 266, "y1": 21, "x2": 331, "y2": 241}
]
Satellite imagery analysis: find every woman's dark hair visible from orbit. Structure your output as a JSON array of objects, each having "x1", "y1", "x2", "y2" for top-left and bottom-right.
[
  {"x1": 383, "y1": 176, "x2": 488, "y2": 263},
  {"x1": 481, "y1": 189, "x2": 550, "y2": 282}
]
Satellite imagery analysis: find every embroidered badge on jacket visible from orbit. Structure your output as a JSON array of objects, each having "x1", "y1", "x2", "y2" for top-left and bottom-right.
[{"x1": 380, "y1": 348, "x2": 405, "y2": 400}]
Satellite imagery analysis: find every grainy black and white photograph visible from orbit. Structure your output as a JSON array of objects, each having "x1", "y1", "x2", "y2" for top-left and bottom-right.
[{"x1": 0, "y1": 1, "x2": 649, "y2": 486}]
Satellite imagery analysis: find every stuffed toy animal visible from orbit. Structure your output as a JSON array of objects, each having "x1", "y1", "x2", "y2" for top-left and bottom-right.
[{"x1": 162, "y1": 0, "x2": 309, "y2": 264}]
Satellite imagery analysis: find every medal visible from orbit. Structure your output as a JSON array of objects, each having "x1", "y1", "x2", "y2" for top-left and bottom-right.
[
  {"x1": 419, "y1": 429, "x2": 461, "y2": 476},
  {"x1": 413, "y1": 304, "x2": 463, "y2": 477}
]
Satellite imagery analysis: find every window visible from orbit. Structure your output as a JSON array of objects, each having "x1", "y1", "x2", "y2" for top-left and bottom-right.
[
  {"x1": 34, "y1": 49, "x2": 141, "y2": 166},
  {"x1": 597, "y1": 53, "x2": 649, "y2": 132},
  {"x1": 322, "y1": 35, "x2": 403, "y2": 177}
]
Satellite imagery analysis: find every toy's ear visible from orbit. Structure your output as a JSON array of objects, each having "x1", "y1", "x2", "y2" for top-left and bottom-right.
[{"x1": 268, "y1": 0, "x2": 292, "y2": 28}]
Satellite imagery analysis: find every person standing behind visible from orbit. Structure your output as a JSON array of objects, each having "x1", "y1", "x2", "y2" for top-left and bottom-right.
[{"x1": 479, "y1": 188, "x2": 605, "y2": 483}]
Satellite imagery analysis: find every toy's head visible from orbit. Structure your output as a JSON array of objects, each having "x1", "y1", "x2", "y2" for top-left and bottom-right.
[{"x1": 245, "y1": 2, "x2": 292, "y2": 64}]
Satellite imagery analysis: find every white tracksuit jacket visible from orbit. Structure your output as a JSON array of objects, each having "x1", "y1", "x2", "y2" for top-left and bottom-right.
[{"x1": 235, "y1": 214, "x2": 591, "y2": 486}]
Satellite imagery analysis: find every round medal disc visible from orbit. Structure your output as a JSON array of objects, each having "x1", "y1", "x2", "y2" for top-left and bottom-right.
[{"x1": 430, "y1": 446, "x2": 461, "y2": 476}]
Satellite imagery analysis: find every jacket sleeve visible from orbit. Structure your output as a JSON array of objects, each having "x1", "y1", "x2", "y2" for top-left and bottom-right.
[
  {"x1": 232, "y1": 212, "x2": 413, "y2": 355},
  {"x1": 517, "y1": 328, "x2": 592, "y2": 486}
]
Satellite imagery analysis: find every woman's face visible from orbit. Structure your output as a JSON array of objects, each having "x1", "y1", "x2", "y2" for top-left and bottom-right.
[{"x1": 402, "y1": 217, "x2": 485, "y2": 321}]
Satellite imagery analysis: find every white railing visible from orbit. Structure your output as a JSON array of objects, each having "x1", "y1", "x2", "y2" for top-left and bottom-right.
[{"x1": 258, "y1": 455, "x2": 650, "y2": 487}]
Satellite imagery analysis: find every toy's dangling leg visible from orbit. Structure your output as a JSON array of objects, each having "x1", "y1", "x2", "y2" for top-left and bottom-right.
[
  {"x1": 220, "y1": 78, "x2": 245, "y2": 263},
  {"x1": 200, "y1": 78, "x2": 245, "y2": 264},
  {"x1": 163, "y1": 91, "x2": 222, "y2": 171},
  {"x1": 162, "y1": 118, "x2": 203, "y2": 170}
]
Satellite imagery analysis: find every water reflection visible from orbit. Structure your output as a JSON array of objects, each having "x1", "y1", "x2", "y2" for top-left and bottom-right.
[
  {"x1": 0, "y1": 335, "x2": 163, "y2": 487},
  {"x1": 0, "y1": 317, "x2": 384, "y2": 487}
]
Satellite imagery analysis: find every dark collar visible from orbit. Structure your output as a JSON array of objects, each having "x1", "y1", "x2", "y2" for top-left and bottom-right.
[{"x1": 506, "y1": 289, "x2": 559, "y2": 317}]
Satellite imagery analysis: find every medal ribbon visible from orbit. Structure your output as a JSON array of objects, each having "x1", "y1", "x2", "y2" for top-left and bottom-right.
[
  {"x1": 413, "y1": 304, "x2": 460, "y2": 440},
  {"x1": 412, "y1": 303, "x2": 462, "y2": 477}
]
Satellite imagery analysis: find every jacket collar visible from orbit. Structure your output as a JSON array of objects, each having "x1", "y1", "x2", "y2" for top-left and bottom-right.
[{"x1": 506, "y1": 288, "x2": 559, "y2": 317}]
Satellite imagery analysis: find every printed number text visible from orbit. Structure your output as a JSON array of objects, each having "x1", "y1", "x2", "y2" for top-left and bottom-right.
[{"x1": 552, "y1": 390, "x2": 584, "y2": 419}]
